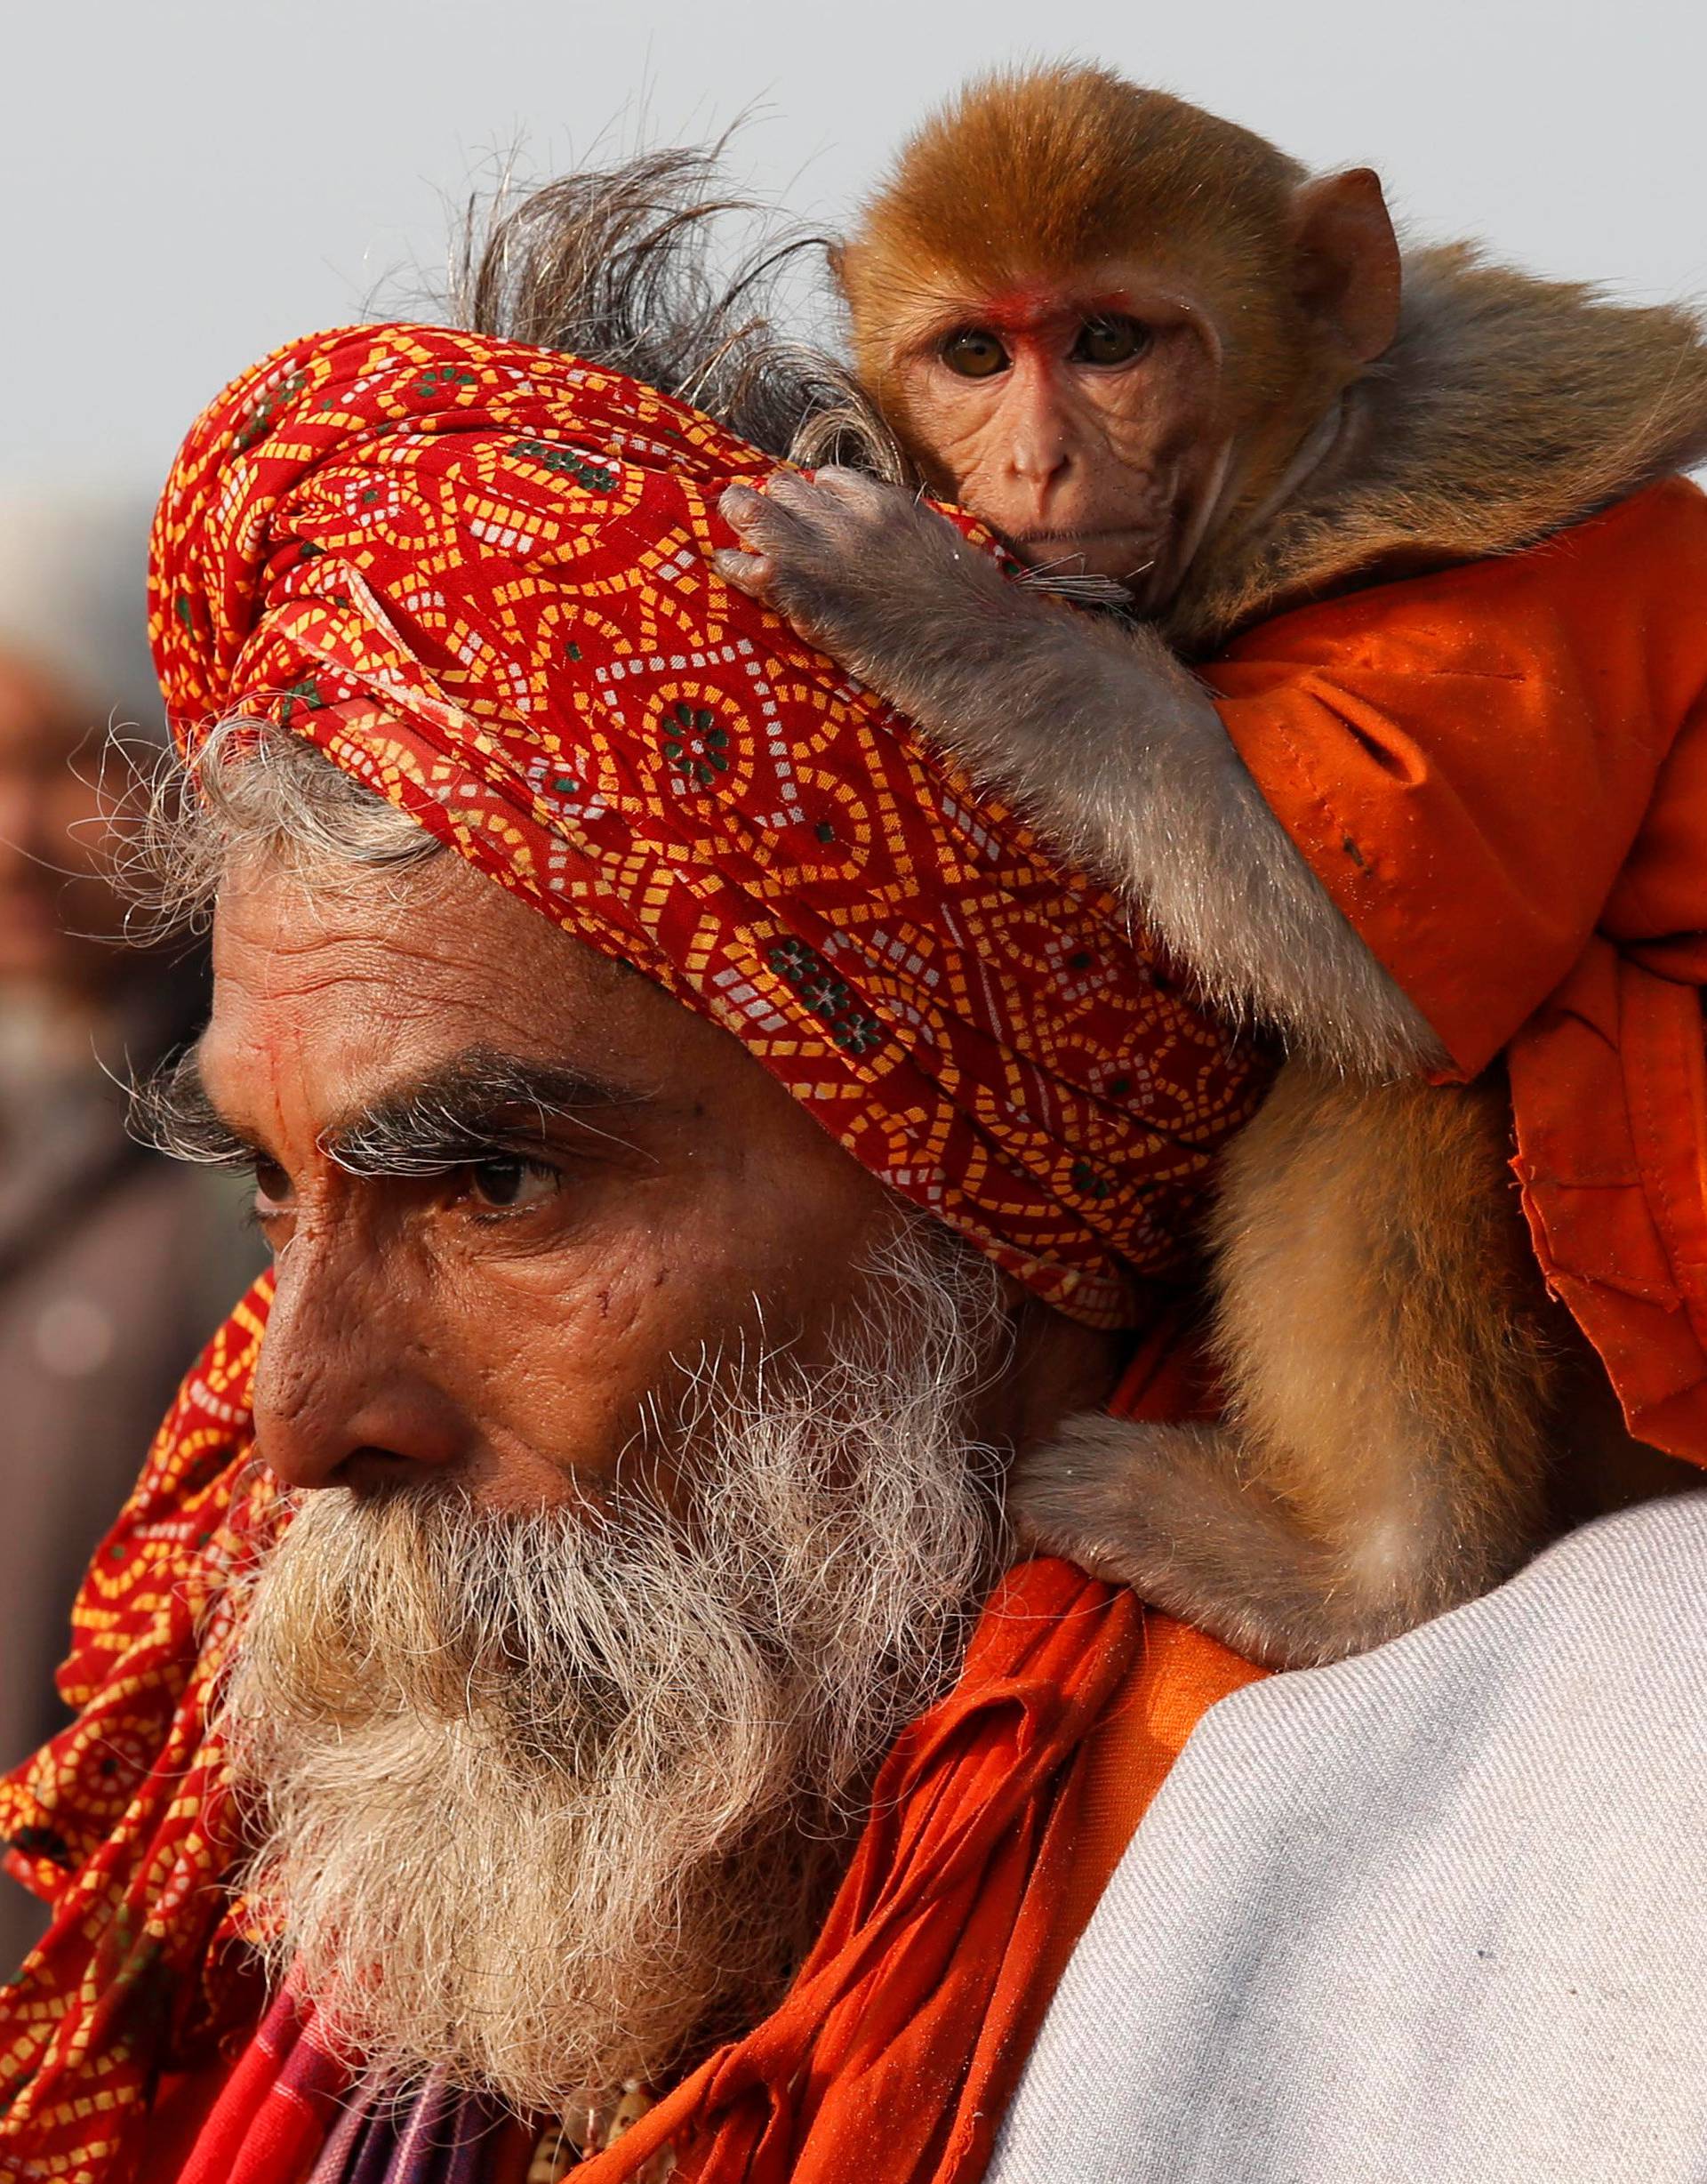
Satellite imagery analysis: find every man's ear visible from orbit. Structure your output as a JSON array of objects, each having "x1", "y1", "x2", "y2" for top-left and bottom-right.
[{"x1": 1291, "y1": 168, "x2": 1401, "y2": 369}]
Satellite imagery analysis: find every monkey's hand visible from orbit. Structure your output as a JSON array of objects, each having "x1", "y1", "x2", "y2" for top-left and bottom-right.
[
  {"x1": 717, "y1": 465, "x2": 1192, "y2": 859},
  {"x1": 720, "y1": 466, "x2": 1441, "y2": 1080},
  {"x1": 715, "y1": 468, "x2": 1049, "y2": 732}
]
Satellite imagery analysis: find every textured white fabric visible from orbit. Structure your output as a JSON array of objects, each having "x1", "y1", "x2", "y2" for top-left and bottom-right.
[{"x1": 988, "y1": 1495, "x2": 1707, "y2": 2183}]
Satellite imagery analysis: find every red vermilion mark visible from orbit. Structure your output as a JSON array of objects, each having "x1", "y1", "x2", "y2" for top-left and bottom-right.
[{"x1": 972, "y1": 284, "x2": 1134, "y2": 336}]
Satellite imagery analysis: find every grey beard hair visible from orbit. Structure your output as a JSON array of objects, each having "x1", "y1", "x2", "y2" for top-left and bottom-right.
[{"x1": 218, "y1": 1219, "x2": 1009, "y2": 2124}]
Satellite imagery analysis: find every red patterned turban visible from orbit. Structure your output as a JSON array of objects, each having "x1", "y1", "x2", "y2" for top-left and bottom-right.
[{"x1": 149, "y1": 324, "x2": 1269, "y2": 1327}]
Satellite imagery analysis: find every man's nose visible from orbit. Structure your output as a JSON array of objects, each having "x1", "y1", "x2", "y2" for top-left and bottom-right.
[{"x1": 252, "y1": 1233, "x2": 467, "y2": 1491}]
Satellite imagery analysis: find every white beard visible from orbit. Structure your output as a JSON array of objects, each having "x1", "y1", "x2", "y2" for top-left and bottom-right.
[{"x1": 219, "y1": 1224, "x2": 1006, "y2": 2120}]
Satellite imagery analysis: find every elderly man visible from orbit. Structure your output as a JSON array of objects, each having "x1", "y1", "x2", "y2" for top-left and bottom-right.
[
  {"x1": 0, "y1": 174, "x2": 1265, "y2": 2184},
  {"x1": 4, "y1": 166, "x2": 1705, "y2": 2184}
]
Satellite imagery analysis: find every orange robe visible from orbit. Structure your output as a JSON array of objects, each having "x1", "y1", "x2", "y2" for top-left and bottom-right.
[{"x1": 1201, "y1": 477, "x2": 1707, "y2": 1464}]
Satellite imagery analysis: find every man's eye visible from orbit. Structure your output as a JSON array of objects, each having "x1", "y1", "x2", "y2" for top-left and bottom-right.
[
  {"x1": 1070, "y1": 317, "x2": 1153, "y2": 366},
  {"x1": 252, "y1": 1155, "x2": 293, "y2": 1215},
  {"x1": 941, "y1": 328, "x2": 1010, "y2": 380},
  {"x1": 467, "y1": 1156, "x2": 561, "y2": 1211}
]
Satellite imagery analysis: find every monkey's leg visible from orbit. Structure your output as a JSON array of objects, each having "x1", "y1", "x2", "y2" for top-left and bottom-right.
[{"x1": 1012, "y1": 1064, "x2": 1559, "y2": 1669}]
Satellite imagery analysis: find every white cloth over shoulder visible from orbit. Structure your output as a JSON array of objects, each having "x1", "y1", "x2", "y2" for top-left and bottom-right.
[{"x1": 988, "y1": 1495, "x2": 1707, "y2": 2184}]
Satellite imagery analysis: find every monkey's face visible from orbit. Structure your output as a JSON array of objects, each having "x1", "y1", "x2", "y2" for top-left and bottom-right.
[
  {"x1": 876, "y1": 272, "x2": 1238, "y2": 613},
  {"x1": 843, "y1": 159, "x2": 1403, "y2": 616}
]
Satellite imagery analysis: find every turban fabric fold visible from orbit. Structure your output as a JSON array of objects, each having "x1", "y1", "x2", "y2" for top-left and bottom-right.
[{"x1": 148, "y1": 322, "x2": 1270, "y2": 1326}]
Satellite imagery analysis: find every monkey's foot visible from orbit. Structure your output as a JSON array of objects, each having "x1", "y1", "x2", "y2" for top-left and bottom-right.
[{"x1": 1012, "y1": 1413, "x2": 1439, "y2": 1670}]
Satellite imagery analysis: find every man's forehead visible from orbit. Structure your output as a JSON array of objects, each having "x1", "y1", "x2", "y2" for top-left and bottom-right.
[{"x1": 200, "y1": 852, "x2": 681, "y2": 1132}]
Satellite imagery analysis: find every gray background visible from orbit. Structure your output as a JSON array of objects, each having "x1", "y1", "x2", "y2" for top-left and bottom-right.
[{"x1": 3, "y1": 0, "x2": 1702, "y2": 495}]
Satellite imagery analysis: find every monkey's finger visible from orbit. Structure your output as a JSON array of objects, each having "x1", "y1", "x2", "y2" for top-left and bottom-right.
[
  {"x1": 718, "y1": 482, "x2": 768, "y2": 533},
  {"x1": 810, "y1": 465, "x2": 899, "y2": 512},
  {"x1": 711, "y1": 547, "x2": 773, "y2": 594},
  {"x1": 719, "y1": 480, "x2": 814, "y2": 554},
  {"x1": 757, "y1": 470, "x2": 862, "y2": 532},
  {"x1": 758, "y1": 469, "x2": 823, "y2": 505}
]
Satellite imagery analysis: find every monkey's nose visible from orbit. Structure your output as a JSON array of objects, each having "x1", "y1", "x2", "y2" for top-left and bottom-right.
[{"x1": 1007, "y1": 435, "x2": 1073, "y2": 490}]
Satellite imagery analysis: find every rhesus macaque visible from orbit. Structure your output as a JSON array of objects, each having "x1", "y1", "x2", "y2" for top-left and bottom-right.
[{"x1": 717, "y1": 66, "x2": 1707, "y2": 1667}]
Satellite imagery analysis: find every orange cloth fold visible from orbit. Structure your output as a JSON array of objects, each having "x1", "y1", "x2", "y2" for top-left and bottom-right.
[
  {"x1": 557, "y1": 1336, "x2": 1260, "y2": 2184},
  {"x1": 1202, "y1": 478, "x2": 1707, "y2": 1464}
]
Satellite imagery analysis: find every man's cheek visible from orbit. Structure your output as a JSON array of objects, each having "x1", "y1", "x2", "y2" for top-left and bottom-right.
[{"x1": 442, "y1": 1250, "x2": 687, "y2": 1483}]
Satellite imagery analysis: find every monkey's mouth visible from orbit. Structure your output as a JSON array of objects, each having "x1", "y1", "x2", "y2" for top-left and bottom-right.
[{"x1": 1005, "y1": 526, "x2": 1165, "y2": 582}]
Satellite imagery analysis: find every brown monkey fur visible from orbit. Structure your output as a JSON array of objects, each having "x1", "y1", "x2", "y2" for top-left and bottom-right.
[
  {"x1": 837, "y1": 67, "x2": 1707, "y2": 654},
  {"x1": 718, "y1": 66, "x2": 1707, "y2": 1669}
]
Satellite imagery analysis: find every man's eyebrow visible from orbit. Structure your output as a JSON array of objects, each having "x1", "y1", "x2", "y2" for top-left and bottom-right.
[
  {"x1": 318, "y1": 1045, "x2": 650, "y2": 1176},
  {"x1": 127, "y1": 1041, "x2": 653, "y2": 1176},
  {"x1": 128, "y1": 1046, "x2": 247, "y2": 1168}
]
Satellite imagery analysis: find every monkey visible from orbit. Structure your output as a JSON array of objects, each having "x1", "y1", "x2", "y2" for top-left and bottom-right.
[{"x1": 713, "y1": 65, "x2": 1707, "y2": 1669}]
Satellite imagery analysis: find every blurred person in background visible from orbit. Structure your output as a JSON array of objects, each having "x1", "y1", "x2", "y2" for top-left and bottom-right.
[{"x1": 0, "y1": 498, "x2": 260, "y2": 1967}]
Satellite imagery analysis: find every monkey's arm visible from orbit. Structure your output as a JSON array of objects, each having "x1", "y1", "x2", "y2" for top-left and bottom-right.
[{"x1": 718, "y1": 470, "x2": 1442, "y2": 1080}]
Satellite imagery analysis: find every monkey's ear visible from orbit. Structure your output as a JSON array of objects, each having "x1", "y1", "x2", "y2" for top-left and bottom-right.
[
  {"x1": 1290, "y1": 168, "x2": 1401, "y2": 369},
  {"x1": 827, "y1": 239, "x2": 853, "y2": 298}
]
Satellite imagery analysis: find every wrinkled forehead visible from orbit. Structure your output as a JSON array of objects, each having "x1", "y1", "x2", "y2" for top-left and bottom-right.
[{"x1": 196, "y1": 840, "x2": 837, "y2": 1167}]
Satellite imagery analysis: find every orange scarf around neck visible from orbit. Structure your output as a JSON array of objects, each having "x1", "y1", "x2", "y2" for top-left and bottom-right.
[{"x1": 563, "y1": 1562, "x2": 1259, "y2": 2184}]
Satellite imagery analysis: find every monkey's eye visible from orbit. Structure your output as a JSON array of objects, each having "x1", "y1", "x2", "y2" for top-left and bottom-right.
[
  {"x1": 941, "y1": 328, "x2": 1010, "y2": 379},
  {"x1": 1071, "y1": 317, "x2": 1154, "y2": 367}
]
